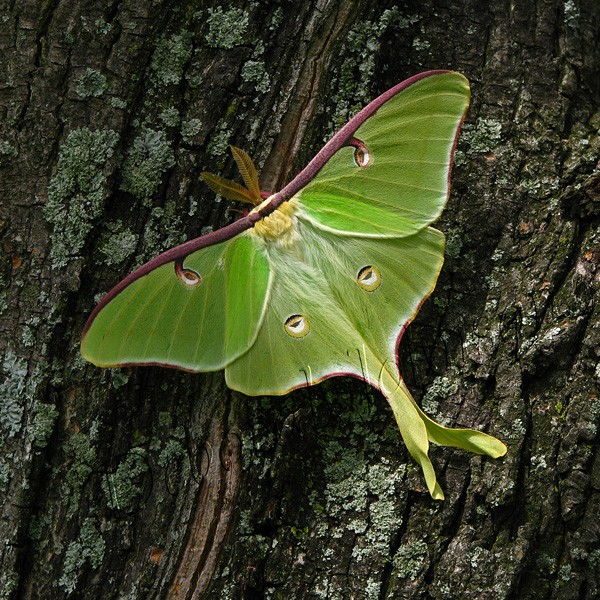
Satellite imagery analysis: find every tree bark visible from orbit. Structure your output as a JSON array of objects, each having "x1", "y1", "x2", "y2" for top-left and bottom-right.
[{"x1": 1, "y1": 0, "x2": 599, "y2": 598}]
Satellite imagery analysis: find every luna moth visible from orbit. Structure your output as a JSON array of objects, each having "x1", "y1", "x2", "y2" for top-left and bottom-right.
[{"x1": 81, "y1": 70, "x2": 506, "y2": 500}]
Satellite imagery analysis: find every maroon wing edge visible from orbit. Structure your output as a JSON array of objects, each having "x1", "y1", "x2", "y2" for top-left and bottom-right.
[{"x1": 82, "y1": 70, "x2": 455, "y2": 336}]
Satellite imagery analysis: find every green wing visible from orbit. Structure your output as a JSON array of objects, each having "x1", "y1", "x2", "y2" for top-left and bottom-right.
[
  {"x1": 225, "y1": 220, "x2": 445, "y2": 394},
  {"x1": 81, "y1": 234, "x2": 271, "y2": 371},
  {"x1": 297, "y1": 72, "x2": 469, "y2": 237}
]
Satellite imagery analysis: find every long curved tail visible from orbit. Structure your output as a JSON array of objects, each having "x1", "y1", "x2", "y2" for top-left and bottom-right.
[{"x1": 379, "y1": 366, "x2": 507, "y2": 500}]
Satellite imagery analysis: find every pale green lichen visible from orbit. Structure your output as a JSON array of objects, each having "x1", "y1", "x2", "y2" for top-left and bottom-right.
[
  {"x1": 44, "y1": 128, "x2": 119, "y2": 268},
  {"x1": 460, "y1": 118, "x2": 503, "y2": 156},
  {"x1": 241, "y1": 60, "x2": 270, "y2": 93},
  {"x1": 108, "y1": 368, "x2": 129, "y2": 389},
  {"x1": 328, "y1": 7, "x2": 400, "y2": 131},
  {"x1": 398, "y1": 13, "x2": 420, "y2": 28},
  {"x1": 120, "y1": 128, "x2": 175, "y2": 202},
  {"x1": 531, "y1": 454, "x2": 548, "y2": 472},
  {"x1": 29, "y1": 401, "x2": 59, "y2": 447},
  {"x1": 94, "y1": 18, "x2": 112, "y2": 35},
  {"x1": 421, "y1": 375, "x2": 459, "y2": 415},
  {"x1": 0, "y1": 570, "x2": 19, "y2": 599},
  {"x1": 412, "y1": 37, "x2": 430, "y2": 51},
  {"x1": 0, "y1": 354, "x2": 60, "y2": 442},
  {"x1": 205, "y1": 7, "x2": 248, "y2": 49},
  {"x1": 444, "y1": 228, "x2": 466, "y2": 259},
  {"x1": 109, "y1": 97, "x2": 127, "y2": 109},
  {"x1": 519, "y1": 175, "x2": 560, "y2": 199},
  {"x1": 75, "y1": 68, "x2": 108, "y2": 98},
  {"x1": 352, "y1": 461, "x2": 405, "y2": 559},
  {"x1": 0, "y1": 351, "x2": 28, "y2": 436},
  {"x1": 224, "y1": 391, "x2": 406, "y2": 597},
  {"x1": 0, "y1": 460, "x2": 10, "y2": 490},
  {"x1": 63, "y1": 432, "x2": 97, "y2": 516},
  {"x1": 557, "y1": 563, "x2": 574, "y2": 583},
  {"x1": 323, "y1": 445, "x2": 369, "y2": 518},
  {"x1": 158, "y1": 438, "x2": 185, "y2": 468},
  {"x1": 158, "y1": 411, "x2": 173, "y2": 428},
  {"x1": 102, "y1": 448, "x2": 148, "y2": 511},
  {"x1": 59, "y1": 518, "x2": 105, "y2": 594},
  {"x1": 20, "y1": 325, "x2": 35, "y2": 347},
  {"x1": 269, "y1": 7, "x2": 283, "y2": 30},
  {"x1": 99, "y1": 222, "x2": 137, "y2": 266},
  {"x1": 310, "y1": 397, "x2": 405, "y2": 576},
  {"x1": 433, "y1": 296, "x2": 449, "y2": 311},
  {"x1": 365, "y1": 578, "x2": 381, "y2": 600},
  {"x1": 150, "y1": 31, "x2": 193, "y2": 86},
  {"x1": 160, "y1": 106, "x2": 180, "y2": 127},
  {"x1": 393, "y1": 539, "x2": 429, "y2": 579},
  {"x1": 0, "y1": 140, "x2": 18, "y2": 166},
  {"x1": 137, "y1": 201, "x2": 186, "y2": 260},
  {"x1": 563, "y1": 0, "x2": 580, "y2": 28},
  {"x1": 587, "y1": 549, "x2": 600, "y2": 571},
  {"x1": 187, "y1": 195, "x2": 198, "y2": 216},
  {"x1": 207, "y1": 119, "x2": 232, "y2": 157},
  {"x1": 185, "y1": 67, "x2": 204, "y2": 88},
  {"x1": 469, "y1": 545, "x2": 486, "y2": 568},
  {"x1": 0, "y1": 274, "x2": 7, "y2": 316},
  {"x1": 181, "y1": 118, "x2": 202, "y2": 142},
  {"x1": 28, "y1": 513, "x2": 52, "y2": 542}
]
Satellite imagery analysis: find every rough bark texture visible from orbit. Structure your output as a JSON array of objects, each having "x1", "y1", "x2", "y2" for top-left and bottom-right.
[{"x1": 1, "y1": 0, "x2": 599, "y2": 598}]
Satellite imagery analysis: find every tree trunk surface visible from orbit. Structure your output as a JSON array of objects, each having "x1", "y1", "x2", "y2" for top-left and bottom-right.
[{"x1": 1, "y1": 0, "x2": 599, "y2": 598}]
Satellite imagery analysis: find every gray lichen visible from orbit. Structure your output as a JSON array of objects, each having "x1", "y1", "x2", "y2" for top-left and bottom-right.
[
  {"x1": 459, "y1": 118, "x2": 503, "y2": 157},
  {"x1": 59, "y1": 518, "x2": 105, "y2": 594},
  {"x1": 63, "y1": 432, "x2": 97, "y2": 517},
  {"x1": 207, "y1": 119, "x2": 232, "y2": 157},
  {"x1": 327, "y1": 7, "x2": 400, "y2": 131},
  {"x1": 150, "y1": 31, "x2": 193, "y2": 86},
  {"x1": 0, "y1": 460, "x2": 10, "y2": 491},
  {"x1": 0, "y1": 351, "x2": 28, "y2": 436},
  {"x1": 44, "y1": 128, "x2": 119, "y2": 268},
  {"x1": 28, "y1": 401, "x2": 59, "y2": 448},
  {"x1": 99, "y1": 222, "x2": 137, "y2": 266},
  {"x1": 392, "y1": 539, "x2": 429, "y2": 579},
  {"x1": 160, "y1": 106, "x2": 181, "y2": 127},
  {"x1": 101, "y1": 448, "x2": 149, "y2": 512},
  {"x1": 241, "y1": 60, "x2": 270, "y2": 93},
  {"x1": 421, "y1": 375, "x2": 459, "y2": 416},
  {"x1": 119, "y1": 128, "x2": 175, "y2": 202},
  {"x1": 563, "y1": 0, "x2": 580, "y2": 28},
  {"x1": 136, "y1": 201, "x2": 186, "y2": 260},
  {"x1": 412, "y1": 37, "x2": 430, "y2": 51},
  {"x1": 0, "y1": 570, "x2": 19, "y2": 599},
  {"x1": 109, "y1": 97, "x2": 127, "y2": 109},
  {"x1": 108, "y1": 368, "x2": 130, "y2": 389},
  {"x1": 181, "y1": 118, "x2": 203, "y2": 142},
  {"x1": 205, "y1": 7, "x2": 249, "y2": 49},
  {"x1": 75, "y1": 68, "x2": 108, "y2": 98},
  {"x1": 0, "y1": 140, "x2": 18, "y2": 166}
]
